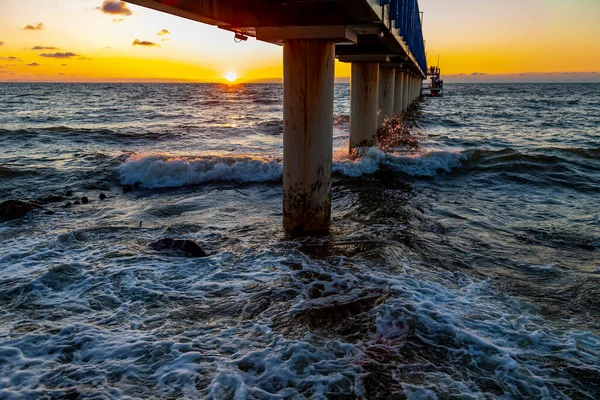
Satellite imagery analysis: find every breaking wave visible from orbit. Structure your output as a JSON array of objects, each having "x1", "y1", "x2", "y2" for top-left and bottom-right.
[
  {"x1": 118, "y1": 153, "x2": 284, "y2": 188},
  {"x1": 118, "y1": 149, "x2": 468, "y2": 188}
]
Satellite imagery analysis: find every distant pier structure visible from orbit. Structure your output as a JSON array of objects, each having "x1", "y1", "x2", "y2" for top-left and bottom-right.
[{"x1": 127, "y1": 0, "x2": 428, "y2": 233}]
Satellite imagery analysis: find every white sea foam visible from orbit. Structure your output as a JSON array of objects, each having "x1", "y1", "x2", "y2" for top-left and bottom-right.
[
  {"x1": 118, "y1": 149, "x2": 467, "y2": 188},
  {"x1": 333, "y1": 147, "x2": 466, "y2": 177},
  {"x1": 118, "y1": 153, "x2": 283, "y2": 188}
]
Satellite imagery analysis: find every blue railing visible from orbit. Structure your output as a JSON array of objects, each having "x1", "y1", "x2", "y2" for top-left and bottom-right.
[{"x1": 382, "y1": 0, "x2": 427, "y2": 75}]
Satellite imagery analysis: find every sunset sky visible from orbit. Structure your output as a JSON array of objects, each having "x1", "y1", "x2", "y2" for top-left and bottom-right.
[{"x1": 0, "y1": 0, "x2": 599, "y2": 82}]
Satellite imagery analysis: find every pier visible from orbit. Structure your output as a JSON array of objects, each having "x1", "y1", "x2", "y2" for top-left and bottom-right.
[{"x1": 127, "y1": 0, "x2": 428, "y2": 233}]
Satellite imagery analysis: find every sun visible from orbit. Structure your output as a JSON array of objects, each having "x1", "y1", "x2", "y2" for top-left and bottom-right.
[{"x1": 225, "y1": 71, "x2": 238, "y2": 82}]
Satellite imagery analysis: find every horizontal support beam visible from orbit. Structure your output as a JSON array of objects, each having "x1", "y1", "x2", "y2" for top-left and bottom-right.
[
  {"x1": 379, "y1": 63, "x2": 406, "y2": 68},
  {"x1": 338, "y1": 54, "x2": 390, "y2": 63},
  {"x1": 256, "y1": 26, "x2": 357, "y2": 44}
]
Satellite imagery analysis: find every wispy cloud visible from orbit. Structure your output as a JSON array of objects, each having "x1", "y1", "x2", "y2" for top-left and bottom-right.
[
  {"x1": 471, "y1": 72, "x2": 487, "y2": 76},
  {"x1": 112, "y1": 18, "x2": 125, "y2": 23},
  {"x1": 98, "y1": 1, "x2": 132, "y2": 16},
  {"x1": 0, "y1": 56, "x2": 22, "y2": 61},
  {"x1": 25, "y1": 62, "x2": 41, "y2": 67},
  {"x1": 157, "y1": 29, "x2": 170, "y2": 36},
  {"x1": 32, "y1": 46, "x2": 58, "y2": 50},
  {"x1": 132, "y1": 39, "x2": 159, "y2": 47},
  {"x1": 40, "y1": 52, "x2": 79, "y2": 59},
  {"x1": 24, "y1": 23, "x2": 44, "y2": 31},
  {"x1": 0, "y1": 41, "x2": 4, "y2": 46}
]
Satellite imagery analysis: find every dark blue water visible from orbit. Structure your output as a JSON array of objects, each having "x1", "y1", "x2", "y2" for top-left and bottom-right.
[{"x1": 0, "y1": 83, "x2": 599, "y2": 398}]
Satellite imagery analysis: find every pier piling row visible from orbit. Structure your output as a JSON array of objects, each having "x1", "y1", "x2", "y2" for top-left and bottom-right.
[{"x1": 126, "y1": 0, "x2": 427, "y2": 233}]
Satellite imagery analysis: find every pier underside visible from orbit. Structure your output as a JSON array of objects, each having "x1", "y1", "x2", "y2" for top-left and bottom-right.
[{"x1": 127, "y1": 0, "x2": 427, "y2": 232}]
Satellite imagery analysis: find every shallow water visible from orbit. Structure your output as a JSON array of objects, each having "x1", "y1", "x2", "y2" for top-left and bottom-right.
[{"x1": 0, "y1": 82, "x2": 599, "y2": 399}]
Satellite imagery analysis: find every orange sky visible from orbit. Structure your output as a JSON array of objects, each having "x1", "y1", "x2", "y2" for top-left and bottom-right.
[{"x1": 0, "y1": 0, "x2": 599, "y2": 82}]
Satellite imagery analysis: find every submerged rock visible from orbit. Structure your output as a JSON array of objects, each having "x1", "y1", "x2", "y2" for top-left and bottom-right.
[
  {"x1": 81, "y1": 197, "x2": 89, "y2": 204},
  {"x1": 122, "y1": 184, "x2": 133, "y2": 193},
  {"x1": 37, "y1": 195, "x2": 64, "y2": 204},
  {"x1": 148, "y1": 238, "x2": 207, "y2": 257},
  {"x1": 0, "y1": 200, "x2": 42, "y2": 221},
  {"x1": 99, "y1": 193, "x2": 107, "y2": 200}
]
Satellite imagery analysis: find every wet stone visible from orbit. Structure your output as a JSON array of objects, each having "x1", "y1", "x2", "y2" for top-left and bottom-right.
[
  {"x1": 0, "y1": 200, "x2": 42, "y2": 221},
  {"x1": 81, "y1": 197, "x2": 89, "y2": 204},
  {"x1": 74, "y1": 201, "x2": 81, "y2": 205},
  {"x1": 37, "y1": 195, "x2": 64, "y2": 204},
  {"x1": 99, "y1": 193, "x2": 107, "y2": 200},
  {"x1": 122, "y1": 184, "x2": 133, "y2": 193}
]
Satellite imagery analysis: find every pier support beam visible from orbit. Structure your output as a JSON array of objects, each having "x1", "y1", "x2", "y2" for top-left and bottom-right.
[
  {"x1": 402, "y1": 72, "x2": 410, "y2": 112},
  {"x1": 377, "y1": 66, "x2": 395, "y2": 125},
  {"x1": 393, "y1": 69, "x2": 404, "y2": 115},
  {"x1": 413, "y1": 76, "x2": 418, "y2": 102},
  {"x1": 415, "y1": 78, "x2": 421, "y2": 101},
  {"x1": 283, "y1": 39, "x2": 335, "y2": 233},
  {"x1": 350, "y1": 62, "x2": 379, "y2": 151}
]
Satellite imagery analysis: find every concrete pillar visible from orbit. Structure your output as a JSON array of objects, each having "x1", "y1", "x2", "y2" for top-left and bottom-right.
[
  {"x1": 282, "y1": 39, "x2": 335, "y2": 233},
  {"x1": 393, "y1": 69, "x2": 404, "y2": 115},
  {"x1": 402, "y1": 73, "x2": 410, "y2": 112},
  {"x1": 377, "y1": 66, "x2": 395, "y2": 125},
  {"x1": 416, "y1": 78, "x2": 421, "y2": 101},
  {"x1": 412, "y1": 77, "x2": 416, "y2": 102},
  {"x1": 350, "y1": 62, "x2": 379, "y2": 151},
  {"x1": 408, "y1": 75, "x2": 414, "y2": 107}
]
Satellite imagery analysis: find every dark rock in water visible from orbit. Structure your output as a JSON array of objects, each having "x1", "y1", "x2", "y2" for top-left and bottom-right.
[
  {"x1": 81, "y1": 197, "x2": 89, "y2": 204},
  {"x1": 63, "y1": 202, "x2": 72, "y2": 208},
  {"x1": 148, "y1": 238, "x2": 207, "y2": 257},
  {"x1": 0, "y1": 200, "x2": 42, "y2": 221},
  {"x1": 99, "y1": 193, "x2": 107, "y2": 200},
  {"x1": 37, "y1": 195, "x2": 64, "y2": 204},
  {"x1": 65, "y1": 190, "x2": 73, "y2": 197},
  {"x1": 74, "y1": 201, "x2": 81, "y2": 205},
  {"x1": 123, "y1": 184, "x2": 133, "y2": 193},
  {"x1": 43, "y1": 210, "x2": 55, "y2": 215}
]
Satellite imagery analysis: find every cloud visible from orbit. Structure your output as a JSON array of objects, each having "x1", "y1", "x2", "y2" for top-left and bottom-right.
[
  {"x1": 24, "y1": 23, "x2": 44, "y2": 31},
  {"x1": 112, "y1": 18, "x2": 125, "y2": 23},
  {"x1": 25, "y1": 62, "x2": 41, "y2": 67},
  {"x1": 32, "y1": 46, "x2": 58, "y2": 50},
  {"x1": 0, "y1": 41, "x2": 4, "y2": 46},
  {"x1": 98, "y1": 1, "x2": 132, "y2": 16},
  {"x1": 40, "y1": 52, "x2": 79, "y2": 58},
  {"x1": 132, "y1": 39, "x2": 159, "y2": 47},
  {"x1": 0, "y1": 56, "x2": 21, "y2": 61},
  {"x1": 471, "y1": 72, "x2": 487, "y2": 76},
  {"x1": 61, "y1": 64, "x2": 68, "y2": 67},
  {"x1": 157, "y1": 29, "x2": 170, "y2": 36}
]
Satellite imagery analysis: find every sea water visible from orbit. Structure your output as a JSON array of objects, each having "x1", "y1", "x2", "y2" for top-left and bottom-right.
[{"x1": 0, "y1": 83, "x2": 599, "y2": 398}]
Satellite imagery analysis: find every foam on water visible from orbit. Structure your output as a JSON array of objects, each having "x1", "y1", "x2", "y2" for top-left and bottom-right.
[
  {"x1": 119, "y1": 148, "x2": 467, "y2": 188},
  {"x1": 1, "y1": 241, "x2": 598, "y2": 398},
  {"x1": 118, "y1": 153, "x2": 284, "y2": 188}
]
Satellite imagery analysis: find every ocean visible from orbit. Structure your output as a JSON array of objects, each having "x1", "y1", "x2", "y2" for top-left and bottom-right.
[{"x1": 0, "y1": 82, "x2": 599, "y2": 399}]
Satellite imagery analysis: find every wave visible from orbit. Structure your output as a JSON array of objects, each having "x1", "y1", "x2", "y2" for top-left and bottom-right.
[
  {"x1": 333, "y1": 147, "x2": 466, "y2": 178},
  {"x1": 118, "y1": 153, "x2": 284, "y2": 188},
  {"x1": 119, "y1": 149, "x2": 467, "y2": 189},
  {"x1": 117, "y1": 145, "x2": 600, "y2": 190}
]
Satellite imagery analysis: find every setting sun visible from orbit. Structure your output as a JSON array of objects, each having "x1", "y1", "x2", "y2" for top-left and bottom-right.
[{"x1": 225, "y1": 72, "x2": 238, "y2": 82}]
